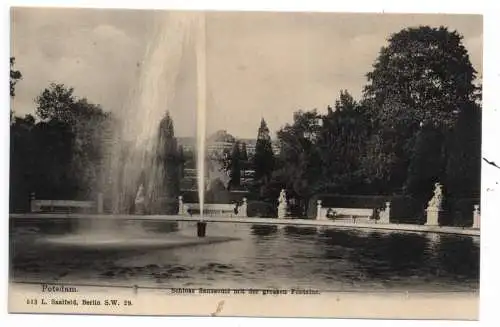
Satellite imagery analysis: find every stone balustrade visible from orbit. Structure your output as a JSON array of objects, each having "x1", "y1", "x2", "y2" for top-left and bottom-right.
[
  {"x1": 316, "y1": 200, "x2": 380, "y2": 222},
  {"x1": 30, "y1": 192, "x2": 104, "y2": 214},
  {"x1": 178, "y1": 196, "x2": 247, "y2": 218}
]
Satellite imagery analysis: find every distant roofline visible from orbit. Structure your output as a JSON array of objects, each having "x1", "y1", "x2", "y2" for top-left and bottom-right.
[{"x1": 177, "y1": 136, "x2": 279, "y2": 145}]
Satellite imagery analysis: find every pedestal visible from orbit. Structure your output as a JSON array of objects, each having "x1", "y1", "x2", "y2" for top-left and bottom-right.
[
  {"x1": 277, "y1": 206, "x2": 286, "y2": 219},
  {"x1": 197, "y1": 221, "x2": 207, "y2": 237},
  {"x1": 178, "y1": 196, "x2": 184, "y2": 215},
  {"x1": 379, "y1": 214, "x2": 389, "y2": 224},
  {"x1": 239, "y1": 198, "x2": 248, "y2": 218},
  {"x1": 316, "y1": 200, "x2": 324, "y2": 220},
  {"x1": 472, "y1": 205, "x2": 480, "y2": 229},
  {"x1": 97, "y1": 193, "x2": 104, "y2": 214},
  {"x1": 378, "y1": 202, "x2": 391, "y2": 224},
  {"x1": 134, "y1": 203, "x2": 145, "y2": 215},
  {"x1": 29, "y1": 192, "x2": 39, "y2": 212},
  {"x1": 379, "y1": 215, "x2": 389, "y2": 224},
  {"x1": 425, "y1": 208, "x2": 441, "y2": 226}
]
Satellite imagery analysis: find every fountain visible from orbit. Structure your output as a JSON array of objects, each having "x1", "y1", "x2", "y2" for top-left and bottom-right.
[
  {"x1": 107, "y1": 12, "x2": 199, "y2": 214},
  {"x1": 195, "y1": 12, "x2": 208, "y2": 237},
  {"x1": 39, "y1": 12, "x2": 237, "y2": 248},
  {"x1": 96, "y1": 11, "x2": 209, "y2": 217}
]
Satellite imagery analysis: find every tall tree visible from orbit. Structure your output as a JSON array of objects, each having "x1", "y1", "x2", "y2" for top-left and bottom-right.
[
  {"x1": 153, "y1": 111, "x2": 181, "y2": 206},
  {"x1": 364, "y1": 26, "x2": 479, "y2": 124},
  {"x1": 10, "y1": 57, "x2": 22, "y2": 97},
  {"x1": 317, "y1": 90, "x2": 369, "y2": 193},
  {"x1": 444, "y1": 102, "x2": 482, "y2": 199},
  {"x1": 253, "y1": 118, "x2": 275, "y2": 184},
  {"x1": 276, "y1": 110, "x2": 322, "y2": 215},
  {"x1": 240, "y1": 142, "x2": 249, "y2": 169},
  {"x1": 361, "y1": 26, "x2": 480, "y2": 196},
  {"x1": 229, "y1": 141, "x2": 241, "y2": 189},
  {"x1": 34, "y1": 83, "x2": 113, "y2": 199},
  {"x1": 178, "y1": 145, "x2": 185, "y2": 179},
  {"x1": 360, "y1": 97, "x2": 420, "y2": 193},
  {"x1": 404, "y1": 122, "x2": 446, "y2": 202},
  {"x1": 35, "y1": 83, "x2": 78, "y2": 123},
  {"x1": 10, "y1": 114, "x2": 37, "y2": 211}
]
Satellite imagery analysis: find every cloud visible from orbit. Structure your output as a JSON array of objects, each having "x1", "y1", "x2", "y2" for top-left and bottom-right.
[
  {"x1": 10, "y1": 9, "x2": 483, "y2": 139},
  {"x1": 205, "y1": 12, "x2": 483, "y2": 137},
  {"x1": 11, "y1": 8, "x2": 151, "y2": 114}
]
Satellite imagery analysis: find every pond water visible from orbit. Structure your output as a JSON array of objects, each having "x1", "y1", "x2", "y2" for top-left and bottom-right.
[{"x1": 9, "y1": 217, "x2": 480, "y2": 292}]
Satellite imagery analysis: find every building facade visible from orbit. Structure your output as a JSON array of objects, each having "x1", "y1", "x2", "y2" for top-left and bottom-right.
[{"x1": 177, "y1": 131, "x2": 280, "y2": 191}]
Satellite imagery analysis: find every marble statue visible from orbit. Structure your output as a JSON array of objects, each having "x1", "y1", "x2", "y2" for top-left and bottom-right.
[
  {"x1": 425, "y1": 182, "x2": 444, "y2": 226},
  {"x1": 278, "y1": 189, "x2": 286, "y2": 204},
  {"x1": 277, "y1": 189, "x2": 288, "y2": 219},
  {"x1": 427, "y1": 182, "x2": 443, "y2": 210},
  {"x1": 240, "y1": 197, "x2": 248, "y2": 217}
]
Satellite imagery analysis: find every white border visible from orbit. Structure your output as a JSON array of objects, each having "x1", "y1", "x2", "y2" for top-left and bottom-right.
[{"x1": 2, "y1": 1, "x2": 499, "y2": 327}]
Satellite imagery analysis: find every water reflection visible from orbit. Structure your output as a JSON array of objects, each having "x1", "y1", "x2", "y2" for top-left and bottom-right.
[
  {"x1": 138, "y1": 221, "x2": 179, "y2": 234},
  {"x1": 9, "y1": 218, "x2": 480, "y2": 291},
  {"x1": 283, "y1": 226, "x2": 318, "y2": 237},
  {"x1": 435, "y1": 234, "x2": 480, "y2": 280},
  {"x1": 10, "y1": 218, "x2": 181, "y2": 236},
  {"x1": 250, "y1": 224, "x2": 278, "y2": 236}
]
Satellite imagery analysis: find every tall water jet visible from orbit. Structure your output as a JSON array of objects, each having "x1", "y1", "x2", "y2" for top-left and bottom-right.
[
  {"x1": 104, "y1": 12, "x2": 200, "y2": 214},
  {"x1": 42, "y1": 11, "x2": 216, "y2": 245},
  {"x1": 196, "y1": 12, "x2": 207, "y2": 220}
]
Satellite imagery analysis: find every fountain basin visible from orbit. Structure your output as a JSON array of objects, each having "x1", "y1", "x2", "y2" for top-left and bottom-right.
[{"x1": 37, "y1": 234, "x2": 240, "y2": 251}]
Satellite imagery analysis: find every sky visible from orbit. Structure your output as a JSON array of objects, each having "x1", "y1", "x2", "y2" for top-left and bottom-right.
[{"x1": 10, "y1": 8, "x2": 483, "y2": 139}]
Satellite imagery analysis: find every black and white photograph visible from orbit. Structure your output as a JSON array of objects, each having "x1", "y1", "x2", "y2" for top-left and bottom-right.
[{"x1": 8, "y1": 7, "x2": 483, "y2": 319}]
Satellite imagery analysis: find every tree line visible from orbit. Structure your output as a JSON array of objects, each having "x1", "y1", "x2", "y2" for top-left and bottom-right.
[
  {"x1": 10, "y1": 59, "x2": 115, "y2": 211},
  {"x1": 10, "y1": 25, "x2": 482, "y2": 223},
  {"x1": 227, "y1": 26, "x2": 481, "y2": 221}
]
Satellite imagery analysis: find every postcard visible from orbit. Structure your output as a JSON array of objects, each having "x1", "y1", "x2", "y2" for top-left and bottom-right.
[{"x1": 9, "y1": 7, "x2": 482, "y2": 320}]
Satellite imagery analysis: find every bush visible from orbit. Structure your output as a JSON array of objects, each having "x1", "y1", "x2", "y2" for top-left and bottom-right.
[
  {"x1": 445, "y1": 197, "x2": 480, "y2": 227},
  {"x1": 180, "y1": 190, "x2": 250, "y2": 205},
  {"x1": 389, "y1": 196, "x2": 424, "y2": 224},
  {"x1": 247, "y1": 200, "x2": 277, "y2": 218}
]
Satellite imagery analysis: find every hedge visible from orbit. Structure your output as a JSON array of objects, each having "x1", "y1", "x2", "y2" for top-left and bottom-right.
[
  {"x1": 247, "y1": 200, "x2": 277, "y2": 218},
  {"x1": 445, "y1": 197, "x2": 480, "y2": 227}
]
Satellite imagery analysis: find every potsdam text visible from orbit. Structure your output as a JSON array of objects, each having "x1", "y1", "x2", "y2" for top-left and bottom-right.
[{"x1": 42, "y1": 284, "x2": 78, "y2": 293}]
